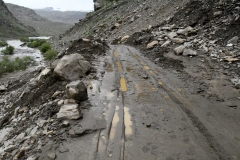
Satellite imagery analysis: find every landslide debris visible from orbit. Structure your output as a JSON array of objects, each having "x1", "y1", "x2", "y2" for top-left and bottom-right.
[{"x1": 0, "y1": 38, "x2": 108, "y2": 159}]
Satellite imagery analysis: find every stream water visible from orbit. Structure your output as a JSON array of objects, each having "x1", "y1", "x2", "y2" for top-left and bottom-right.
[{"x1": 0, "y1": 37, "x2": 50, "y2": 83}]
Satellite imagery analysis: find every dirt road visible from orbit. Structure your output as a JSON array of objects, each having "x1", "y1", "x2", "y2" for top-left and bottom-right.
[{"x1": 55, "y1": 45, "x2": 240, "y2": 160}]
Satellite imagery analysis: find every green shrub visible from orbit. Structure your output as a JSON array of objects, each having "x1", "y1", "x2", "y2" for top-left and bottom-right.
[
  {"x1": 45, "y1": 49, "x2": 57, "y2": 60},
  {"x1": 0, "y1": 56, "x2": 32, "y2": 77},
  {"x1": 20, "y1": 37, "x2": 30, "y2": 42},
  {"x1": 0, "y1": 40, "x2": 8, "y2": 47},
  {"x1": 28, "y1": 40, "x2": 39, "y2": 48},
  {"x1": 27, "y1": 39, "x2": 47, "y2": 48},
  {"x1": 40, "y1": 43, "x2": 51, "y2": 53},
  {"x1": 1, "y1": 46, "x2": 14, "y2": 55}
]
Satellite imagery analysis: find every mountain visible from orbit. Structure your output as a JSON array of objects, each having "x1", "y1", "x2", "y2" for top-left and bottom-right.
[
  {"x1": 6, "y1": 3, "x2": 72, "y2": 36},
  {"x1": 0, "y1": 0, "x2": 36, "y2": 39},
  {"x1": 34, "y1": 8, "x2": 88, "y2": 24}
]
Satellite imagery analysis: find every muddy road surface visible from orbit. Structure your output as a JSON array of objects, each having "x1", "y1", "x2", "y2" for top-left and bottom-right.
[{"x1": 55, "y1": 45, "x2": 240, "y2": 160}]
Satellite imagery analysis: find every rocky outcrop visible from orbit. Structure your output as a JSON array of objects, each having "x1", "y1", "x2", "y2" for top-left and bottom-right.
[{"x1": 54, "y1": 54, "x2": 91, "y2": 81}]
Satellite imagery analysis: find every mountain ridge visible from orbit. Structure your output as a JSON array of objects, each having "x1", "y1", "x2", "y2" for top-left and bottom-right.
[{"x1": 0, "y1": 0, "x2": 37, "y2": 39}]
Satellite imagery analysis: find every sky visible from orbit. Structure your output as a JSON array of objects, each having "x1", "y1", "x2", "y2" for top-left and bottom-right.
[{"x1": 3, "y1": 0, "x2": 94, "y2": 11}]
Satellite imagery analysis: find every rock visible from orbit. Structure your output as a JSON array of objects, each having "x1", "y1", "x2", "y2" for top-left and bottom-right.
[
  {"x1": 0, "y1": 99, "x2": 4, "y2": 105},
  {"x1": 147, "y1": 41, "x2": 158, "y2": 49},
  {"x1": 36, "y1": 68, "x2": 51, "y2": 84},
  {"x1": 172, "y1": 38, "x2": 186, "y2": 44},
  {"x1": 227, "y1": 36, "x2": 239, "y2": 44},
  {"x1": 94, "y1": 2, "x2": 101, "y2": 11},
  {"x1": 174, "y1": 45, "x2": 186, "y2": 55},
  {"x1": 177, "y1": 26, "x2": 194, "y2": 36},
  {"x1": 16, "y1": 133, "x2": 25, "y2": 141},
  {"x1": 121, "y1": 35, "x2": 130, "y2": 43},
  {"x1": 183, "y1": 49, "x2": 197, "y2": 56},
  {"x1": 214, "y1": 11, "x2": 222, "y2": 17},
  {"x1": 161, "y1": 40, "x2": 171, "y2": 47},
  {"x1": 13, "y1": 150, "x2": 25, "y2": 160},
  {"x1": 66, "y1": 80, "x2": 88, "y2": 101},
  {"x1": 58, "y1": 100, "x2": 64, "y2": 106},
  {"x1": 4, "y1": 145, "x2": 17, "y2": 152},
  {"x1": 114, "y1": 23, "x2": 120, "y2": 28},
  {"x1": 143, "y1": 74, "x2": 148, "y2": 79},
  {"x1": 54, "y1": 54, "x2": 91, "y2": 81},
  {"x1": 30, "y1": 126, "x2": 38, "y2": 136},
  {"x1": 62, "y1": 120, "x2": 70, "y2": 127},
  {"x1": 0, "y1": 85, "x2": 6, "y2": 92},
  {"x1": 64, "y1": 99, "x2": 77, "y2": 104},
  {"x1": 26, "y1": 156, "x2": 38, "y2": 160},
  {"x1": 52, "y1": 91, "x2": 61, "y2": 99},
  {"x1": 47, "y1": 152, "x2": 56, "y2": 159},
  {"x1": 224, "y1": 57, "x2": 239, "y2": 62},
  {"x1": 57, "y1": 104, "x2": 82, "y2": 120},
  {"x1": 168, "y1": 32, "x2": 177, "y2": 39},
  {"x1": 235, "y1": 83, "x2": 240, "y2": 89}
]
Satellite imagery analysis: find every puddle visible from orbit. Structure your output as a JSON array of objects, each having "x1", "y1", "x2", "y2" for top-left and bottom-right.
[
  {"x1": 124, "y1": 107, "x2": 133, "y2": 136},
  {"x1": 109, "y1": 106, "x2": 120, "y2": 140},
  {"x1": 120, "y1": 77, "x2": 127, "y2": 92}
]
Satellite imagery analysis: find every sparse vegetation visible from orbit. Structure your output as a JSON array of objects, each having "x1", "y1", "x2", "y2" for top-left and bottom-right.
[
  {"x1": 0, "y1": 40, "x2": 8, "y2": 47},
  {"x1": 1, "y1": 46, "x2": 15, "y2": 55},
  {"x1": 40, "y1": 42, "x2": 51, "y2": 53},
  {"x1": 45, "y1": 49, "x2": 57, "y2": 61},
  {"x1": 0, "y1": 56, "x2": 32, "y2": 77}
]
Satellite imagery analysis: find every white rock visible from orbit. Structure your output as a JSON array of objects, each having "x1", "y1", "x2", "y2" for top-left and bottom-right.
[
  {"x1": 0, "y1": 85, "x2": 6, "y2": 92},
  {"x1": 57, "y1": 104, "x2": 82, "y2": 120},
  {"x1": 174, "y1": 45, "x2": 186, "y2": 55},
  {"x1": 147, "y1": 41, "x2": 158, "y2": 49},
  {"x1": 183, "y1": 49, "x2": 197, "y2": 56},
  {"x1": 227, "y1": 36, "x2": 239, "y2": 44},
  {"x1": 168, "y1": 32, "x2": 177, "y2": 39},
  {"x1": 172, "y1": 38, "x2": 186, "y2": 44},
  {"x1": 121, "y1": 35, "x2": 130, "y2": 43},
  {"x1": 54, "y1": 54, "x2": 91, "y2": 81},
  {"x1": 161, "y1": 40, "x2": 171, "y2": 47}
]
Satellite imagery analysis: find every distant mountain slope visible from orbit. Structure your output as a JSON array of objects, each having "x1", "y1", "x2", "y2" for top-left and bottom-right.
[
  {"x1": 0, "y1": 0, "x2": 37, "y2": 39},
  {"x1": 6, "y1": 3, "x2": 72, "y2": 36},
  {"x1": 35, "y1": 8, "x2": 88, "y2": 24}
]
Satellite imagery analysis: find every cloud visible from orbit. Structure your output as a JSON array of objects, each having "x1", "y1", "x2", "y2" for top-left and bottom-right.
[{"x1": 3, "y1": 0, "x2": 94, "y2": 11}]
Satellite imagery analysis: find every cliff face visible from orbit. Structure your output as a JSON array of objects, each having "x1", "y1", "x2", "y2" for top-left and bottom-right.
[{"x1": 0, "y1": 0, "x2": 37, "y2": 39}]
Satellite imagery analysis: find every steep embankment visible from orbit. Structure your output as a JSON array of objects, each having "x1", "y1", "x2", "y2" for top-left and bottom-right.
[
  {"x1": 0, "y1": 0, "x2": 37, "y2": 38},
  {"x1": 6, "y1": 3, "x2": 72, "y2": 36},
  {"x1": 35, "y1": 8, "x2": 88, "y2": 24},
  {"x1": 53, "y1": 0, "x2": 189, "y2": 50}
]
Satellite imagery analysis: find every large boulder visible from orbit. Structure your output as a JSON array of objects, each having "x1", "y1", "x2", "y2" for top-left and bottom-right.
[
  {"x1": 54, "y1": 54, "x2": 91, "y2": 81},
  {"x1": 57, "y1": 104, "x2": 82, "y2": 120},
  {"x1": 66, "y1": 80, "x2": 88, "y2": 101}
]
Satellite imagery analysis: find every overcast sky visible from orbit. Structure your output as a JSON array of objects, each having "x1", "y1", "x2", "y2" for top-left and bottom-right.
[{"x1": 3, "y1": 0, "x2": 94, "y2": 11}]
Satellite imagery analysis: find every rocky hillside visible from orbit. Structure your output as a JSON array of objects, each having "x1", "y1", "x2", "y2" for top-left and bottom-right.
[
  {"x1": 34, "y1": 8, "x2": 88, "y2": 24},
  {"x1": 0, "y1": 0, "x2": 36, "y2": 39},
  {"x1": 6, "y1": 3, "x2": 72, "y2": 36}
]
